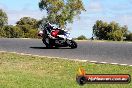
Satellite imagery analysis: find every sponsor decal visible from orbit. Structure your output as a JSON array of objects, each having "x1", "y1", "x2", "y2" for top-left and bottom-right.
[{"x1": 76, "y1": 67, "x2": 131, "y2": 85}]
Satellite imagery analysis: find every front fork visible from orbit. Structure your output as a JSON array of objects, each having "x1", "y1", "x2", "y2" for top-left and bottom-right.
[{"x1": 66, "y1": 39, "x2": 73, "y2": 46}]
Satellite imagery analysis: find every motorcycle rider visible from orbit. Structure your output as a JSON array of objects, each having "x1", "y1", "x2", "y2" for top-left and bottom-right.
[
  {"x1": 44, "y1": 22, "x2": 53, "y2": 33},
  {"x1": 42, "y1": 22, "x2": 53, "y2": 46},
  {"x1": 44, "y1": 22, "x2": 66, "y2": 37},
  {"x1": 40, "y1": 22, "x2": 60, "y2": 47}
]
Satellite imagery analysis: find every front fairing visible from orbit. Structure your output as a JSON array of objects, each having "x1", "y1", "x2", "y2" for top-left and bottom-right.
[{"x1": 64, "y1": 32, "x2": 72, "y2": 40}]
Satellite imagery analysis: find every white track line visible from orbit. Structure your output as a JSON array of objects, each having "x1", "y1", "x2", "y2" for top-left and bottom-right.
[
  {"x1": 73, "y1": 59, "x2": 88, "y2": 62},
  {"x1": 20, "y1": 38, "x2": 31, "y2": 40},
  {"x1": 120, "y1": 64, "x2": 128, "y2": 66},
  {"x1": 100, "y1": 62, "x2": 108, "y2": 64},
  {"x1": 0, "y1": 51, "x2": 132, "y2": 67},
  {"x1": 90, "y1": 61, "x2": 98, "y2": 63},
  {"x1": 111, "y1": 63, "x2": 119, "y2": 65},
  {"x1": 0, "y1": 51, "x2": 6, "y2": 53}
]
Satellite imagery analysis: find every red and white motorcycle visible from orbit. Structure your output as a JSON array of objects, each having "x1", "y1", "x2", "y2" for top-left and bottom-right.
[{"x1": 38, "y1": 23, "x2": 77, "y2": 49}]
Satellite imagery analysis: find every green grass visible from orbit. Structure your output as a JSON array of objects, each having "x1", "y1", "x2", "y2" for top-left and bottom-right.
[{"x1": 0, "y1": 52, "x2": 132, "y2": 88}]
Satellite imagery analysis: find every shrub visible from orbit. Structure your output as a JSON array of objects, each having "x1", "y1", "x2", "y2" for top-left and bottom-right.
[{"x1": 77, "y1": 35, "x2": 87, "y2": 40}]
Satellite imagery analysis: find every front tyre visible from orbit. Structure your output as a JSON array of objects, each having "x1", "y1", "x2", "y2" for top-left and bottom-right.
[
  {"x1": 42, "y1": 38, "x2": 53, "y2": 48},
  {"x1": 68, "y1": 40, "x2": 77, "y2": 49}
]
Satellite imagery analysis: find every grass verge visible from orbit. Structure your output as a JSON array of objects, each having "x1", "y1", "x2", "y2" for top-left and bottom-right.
[{"x1": 0, "y1": 52, "x2": 132, "y2": 88}]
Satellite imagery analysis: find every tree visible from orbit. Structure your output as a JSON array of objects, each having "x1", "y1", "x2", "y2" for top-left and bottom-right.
[
  {"x1": 110, "y1": 30, "x2": 124, "y2": 41},
  {"x1": 93, "y1": 20, "x2": 108, "y2": 40},
  {"x1": 106, "y1": 21, "x2": 121, "y2": 40},
  {"x1": 93, "y1": 20, "x2": 129, "y2": 41},
  {"x1": 11, "y1": 26, "x2": 24, "y2": 38},
  {"x1": 39, "y1": 0, "x2": 85, "y2": 28},
  {"x1": 2, "y1": 25, "x2": 24, "y2": 38},
  {"x1": 16, "y1": 17, "x2": 39, "y2": 38},
  {"x1": 77, "y1": 35, "x2": 87, "y2": 40},
  {"x1": 126, "y1": 33, "x2": 132, "y2": 41},
  {"x1": 16, "y1": 17, "x2": 38, "y2": 28},
  {"x1": 0, "y1": 9, "x2": 7, "y2": 37},
  {"x1": 0, "y1": 9, "x2": 8, "y2": 27},
  {"x1": 0, "y1": 28, "x2": 6, "y2": 37},
  {"x1": 24, "y1": 29, "x2": 38, "y2": 38}
]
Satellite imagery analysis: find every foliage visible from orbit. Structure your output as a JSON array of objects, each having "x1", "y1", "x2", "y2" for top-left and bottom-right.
[
  {"x1": 16, "y1": 17, "x2": 38, "y2": 28},
  {"x1": 16, "y1": 17, "x2": 39, "y2": 38},
  {"x1": 93, "y1": 20, "x2": 129, "y2": 41},
  {"x1": 0, "y1": 9, "x2": 8, "y2": 27},
  {"x1": 24, "y1": 29, "x2": 38, "y2": 38},
  {"x1": 39, "y1": 0, "x2": 85, "y2": 28},
  {"x1": 125, "y1": 33, "x2": 132, "y2": 41},
  {"x1": 77, "y1": 35, "x2": 87, "y2": 40},
  {"x1": 0, "y1": 27, "x2": 6, "y2": 37},
  {"x1": 0, "y1": 16, "x2": 39, "y2": 38},
  {"x1": 1, "y1": 25, "x2": 23, "y2": 38}
]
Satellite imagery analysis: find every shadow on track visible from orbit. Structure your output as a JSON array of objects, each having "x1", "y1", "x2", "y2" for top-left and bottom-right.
[{"x1": 30, "y1": 47, "x2": 71, "y2": 49}]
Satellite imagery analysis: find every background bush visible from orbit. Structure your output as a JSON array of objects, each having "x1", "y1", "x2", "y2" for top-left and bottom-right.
[
  {"x1": 76, "y1": 35, "x2": 88, "y2": 40},
  {"x1": 93, "y1": 20, "x2": 129, "y2": 41}
]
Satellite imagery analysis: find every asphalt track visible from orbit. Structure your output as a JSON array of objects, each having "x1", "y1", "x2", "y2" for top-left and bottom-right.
[{"x1": 0, "y1": 38, "x2": 132, "y2": 65}]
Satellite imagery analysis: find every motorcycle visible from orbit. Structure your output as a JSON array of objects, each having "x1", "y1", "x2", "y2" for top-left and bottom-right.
[{"x1": 38, "y1": 23, "x2": 77, "y2": 49}]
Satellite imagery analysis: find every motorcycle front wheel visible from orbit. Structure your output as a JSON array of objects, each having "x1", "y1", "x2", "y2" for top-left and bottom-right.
[
  {"x1": 68, "y1": 40, "x2": 77, "y2": 49},
  {"x1": 42, "y1": 38, "x2": 53, "y2": 48}
]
